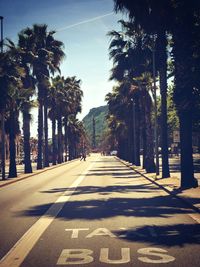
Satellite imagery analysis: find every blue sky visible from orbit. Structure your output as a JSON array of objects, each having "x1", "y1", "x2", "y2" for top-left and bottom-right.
[{"x1": 0, "y1": 0, "x2": 125, "y2": 136}]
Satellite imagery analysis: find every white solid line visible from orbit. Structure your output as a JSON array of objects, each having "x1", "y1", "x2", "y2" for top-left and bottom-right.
[{"x1": 0, "y1": 162, "x2": 95, "y2": 267}]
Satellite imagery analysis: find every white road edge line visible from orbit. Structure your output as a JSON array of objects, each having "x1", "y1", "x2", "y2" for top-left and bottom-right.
[{"x1": 0, "y1": 161, "x2": 95, "y2": 267}]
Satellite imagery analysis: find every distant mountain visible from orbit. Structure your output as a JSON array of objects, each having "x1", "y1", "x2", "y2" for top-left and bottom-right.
[{"x1": 82, "y1": 105, "x2": 108, "y2": 147}]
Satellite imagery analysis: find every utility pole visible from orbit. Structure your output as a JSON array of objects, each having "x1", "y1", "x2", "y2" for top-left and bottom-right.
[
  {"x1": 0, "y1": 16, "x2": 5, "y2": 180},
  {"x1": 92, "y1": 117, "x2": 96, "y2": 149}
]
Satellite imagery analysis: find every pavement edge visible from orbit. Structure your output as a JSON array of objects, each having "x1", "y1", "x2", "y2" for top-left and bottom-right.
[{"x1": 116, "y1": 157, "x2": 200, "y2": 215}]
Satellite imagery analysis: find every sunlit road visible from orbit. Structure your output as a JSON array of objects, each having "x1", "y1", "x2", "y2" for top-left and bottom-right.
[{"x1": 0, "y1": 154, "x2": 200, "y2": 267}]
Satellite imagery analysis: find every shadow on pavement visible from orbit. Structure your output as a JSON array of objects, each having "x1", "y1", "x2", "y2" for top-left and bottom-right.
[
  {"x1": 114, "y1": 224, "x2": 200, "y2": 247},
  {"x1": 16, "y1": 163, "x2": 200, "y2": 248},
  {"x1": 18, "y1": 185, "x2": 200, "y2": 220}
]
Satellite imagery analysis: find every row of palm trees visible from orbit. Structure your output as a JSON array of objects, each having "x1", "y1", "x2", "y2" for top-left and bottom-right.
[
  {"x1": 105, "y1": 0, "x2": 200, "y2": 188},
  {"x1": 0, "y1": 24, "x2": 87, "y2": 180}
]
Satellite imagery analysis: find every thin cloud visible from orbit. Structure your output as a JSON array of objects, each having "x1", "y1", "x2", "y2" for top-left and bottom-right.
[{"x1": 57, "y1": 12, "x2": 114, "y2": 32}]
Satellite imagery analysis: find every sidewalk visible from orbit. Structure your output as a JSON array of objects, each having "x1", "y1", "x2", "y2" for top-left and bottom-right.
[
  {"x1": 118, "y1": 158, "x2": 200, "y2": 216},
  {"x1": 0, "y1": 159, "x2": 78, "y2": 188}
]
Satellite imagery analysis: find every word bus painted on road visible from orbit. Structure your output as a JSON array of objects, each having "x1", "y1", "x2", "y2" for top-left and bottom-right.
[
  {"x1": 57, "y1": 248, "x2": 175, "y2": 265},
  {"x1": 57, "y1": 228, "x2": 175, "y2": 265}
]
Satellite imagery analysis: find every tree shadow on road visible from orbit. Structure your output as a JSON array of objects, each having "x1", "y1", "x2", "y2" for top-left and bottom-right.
[
  {"x1": 16, "y1": 164, "x2": 200, "y2": 248},
  {"x1": 114, "y1": 224, "x2": 200, "y2": 247},
  {"x1": 17, "y1": 189, "x2": 200, "y2": 247},
  {"x1": 18, "y1": 184, "x2": 200, "y2": 220}
]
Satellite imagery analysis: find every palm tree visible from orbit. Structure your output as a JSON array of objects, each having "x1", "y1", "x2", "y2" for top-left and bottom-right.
[
  {"x1": 49, "y1": 75, "x2": 65, "y2": 164},
  {"x1": 21, "y1": 100, "x2": 34, "y2": 173},
  {"x1": 134, "y1": 74, "x2": 156, "y2": 172},
  {"x1": 108, "y1": 21, "x2": 156, "y2": 170},
  {"x1": 11, "y1": 33, "x2": 37, "y2": 174},
  {"x1": 67, "y1": 116, "x2": 85, "y2": 160},
  {"x1": 20, "y1": 24, "x2": 65, "y2": 169},
  {"x1": 171, "y1": 0, "x2": 200, "y2": 188},
  {"x1": 0, "y1": 52, "x2": 8, "y2": 180},
  {"x1": 106, "y1": 113, "x2": 128, "y2": 160},
  {"x1": 63, "y1": 76, "x2": 83, "y2": 161},
  {"x1": 48, "y1": 81, "x2": 59, "y2": 165},
  {"x1": 105, "y1": 83, "x2": 135, "y2": 164},
  {"x1": 0, "y1": 46, "x2": 25, "y2": 178},
  {"x1": 113, "y1": 0, "x2": 171, "y2": 178}
]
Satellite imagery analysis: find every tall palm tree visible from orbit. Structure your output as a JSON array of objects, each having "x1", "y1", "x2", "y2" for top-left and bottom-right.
[
  {"x1": 63, "y1": 76, "x2": 83, "y2": 161},
  {"x1": 105, "y1": 83, "x2": 135, "y2": 164},
  {"x1": 171, "y1": 0, "x2": 200, "y2": 188},
  {"x1": 49, "y1": 75, "x2": 65, "y2": 164},
  {"x1": 0, "y1": 46, "x2": 25, "y2": 178},
  {"x1": 134, "y1": 74, "x2": 156, "y2": 172},
  {"x1": 48, "y1": 81, "x2": 59, "y2": 165},
  {"x1": 20, "y1": 24, "x2": 65, "y2": 169},
  {"x1": 67, "y1": 116, "x2": 85, "y2": 160},
  {"x1": 113, "y1": 0, "x2": 171, "y2": 178},
  {"x1": 11, "y1": 33, "x2": 37, "y2": 174},
  {"x1": 108, "y1": 21, "x2": 155, "y2": 170},
  {"x1": 0, "y1": 52, "x2": 8, "y2": 180}
]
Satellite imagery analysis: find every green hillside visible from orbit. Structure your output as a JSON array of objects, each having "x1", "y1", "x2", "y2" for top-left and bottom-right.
[{"x1": 82, "y1": 105, "x2": 108, "y2": 148}]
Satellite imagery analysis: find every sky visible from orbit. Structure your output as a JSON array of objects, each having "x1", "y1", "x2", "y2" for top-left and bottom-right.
[{"x1": 0, "y1": 0, "x2": 125, "y2": 136}]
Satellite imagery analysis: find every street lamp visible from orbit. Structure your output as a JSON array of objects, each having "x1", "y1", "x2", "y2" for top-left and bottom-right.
[
  {"x1": 0, "y1": 16, "x2": 6, "y2": 180},
  {"x1": 152, "y1": 41, "x2": 159, "y2": 176},
  {"x1": 0, "y1": 16, "x2": 3, "y2": 53}
]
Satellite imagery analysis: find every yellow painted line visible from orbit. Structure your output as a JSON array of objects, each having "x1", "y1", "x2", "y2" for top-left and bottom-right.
[{"x1": 0, "y1": 162, "x2": 95, "y2": 267}]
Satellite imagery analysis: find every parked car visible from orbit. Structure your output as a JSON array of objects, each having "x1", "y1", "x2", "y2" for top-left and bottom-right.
[{"x1": 110, "y1": 150, "x2": 117, "y2": 156}]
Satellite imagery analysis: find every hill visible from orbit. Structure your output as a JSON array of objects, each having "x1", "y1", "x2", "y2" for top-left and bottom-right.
[{"x1": 82, "y1": 105, "x2": 108, "y2": 148}]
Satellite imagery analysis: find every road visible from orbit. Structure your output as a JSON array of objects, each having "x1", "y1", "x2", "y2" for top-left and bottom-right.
[{"x1": 0, "y1": 154, "x2": 199, "y2": 267}]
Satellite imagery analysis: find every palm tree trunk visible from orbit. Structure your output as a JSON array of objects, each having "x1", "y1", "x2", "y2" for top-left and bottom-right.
[
  {"x1": 144, "y1": 91, "x2": 156, "y2": 173},
  {"x1": 8, "y1": 110, "x2": 17, "y2": 178},
  {"x1": 23, "y1": 108, "x2": 32, "y2": 173},
  {"x1": 1, "y1": 112, "x2": 6, "y2": 180},
  {"x1": 135, "y1": 97, "x2": 140, "y2": 166},
  {"x1": 37, "y1": 100, "x2": 43, "y2": 169},
  {"x1": 68, "y1": 138, "x2": 72, "y2": 161},
  {"x1": 44, "y1": 103, "x2": 49, "y2": 167},
  {"x1": 57, "y1": 116, "x2": 62, "y2": 164},
  {"x1": 158, "y1": 29, "x2": 170, "y2": 178},
  {"x1": 128, "y1": 116, "x2": 134, "y2": 164},
  {"x1": 142, "y1": 125, "x2": 147, "y2": 169},
  {"x1": 179, "y1": 113, "x2": 198, "y2": 188},
  {"x1": 64, "y1": 116, "x2": 68, "y2": 162},
  {"x1": 52, "y1": 116, "x2": 57, "y2": 165},
  {"x1": 173, "y1": 20, "x2": 197, "y2": 188}
]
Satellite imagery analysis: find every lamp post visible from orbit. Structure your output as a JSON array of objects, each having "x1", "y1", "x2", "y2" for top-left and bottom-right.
[
  {"x1": 0, "y1": 16, "x2": 3, "y2": 53},
  {"x1": 152, "y1": 45, "x2": 159, "y2": 176},
  {"x1": 0, "y1": 16, "x2": 6, "y2": 180},
  {"x1": 92, "y1": 116, "x2": 96, "y2": 149}
]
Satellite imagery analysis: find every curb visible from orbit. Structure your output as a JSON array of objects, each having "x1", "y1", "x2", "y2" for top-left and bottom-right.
[
  {"x1": 0, "y1": 159, "x2": 79, "y2": 188},
  {"x1": 116, "y1": 157, "x2": 200, "y2": 214}
]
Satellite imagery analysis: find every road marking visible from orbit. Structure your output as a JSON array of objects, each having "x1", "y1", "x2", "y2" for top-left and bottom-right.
[
  {"x1": 100, "y1": 248, "x2": 130, "y2": 264},
  {"x1": 57, "y1": 249, "x2": 94, "y2": 265},
  {"x1": 138, "y1": 247, "x2": 175, "y2": 264},
  {"x1": 86, "y1": 228, "x2": 116, "y2": 238},
  {"x1": 57, "y1": 247, "x2": 175, "y2": 265},
  {"x1": 0, "y1": 162, "x2": 95, "y2": 267},
  {"x1": 188, "y1": 213, "x2": 200, "y2": 224},
  {"x1": 65, "y1": 228, "x2": 89, "y2": 238}
]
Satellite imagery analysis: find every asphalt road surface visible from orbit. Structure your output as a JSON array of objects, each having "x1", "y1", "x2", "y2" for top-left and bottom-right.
[{"x1": 0, "y1": 154, "x2": 200, "y2": 267}]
